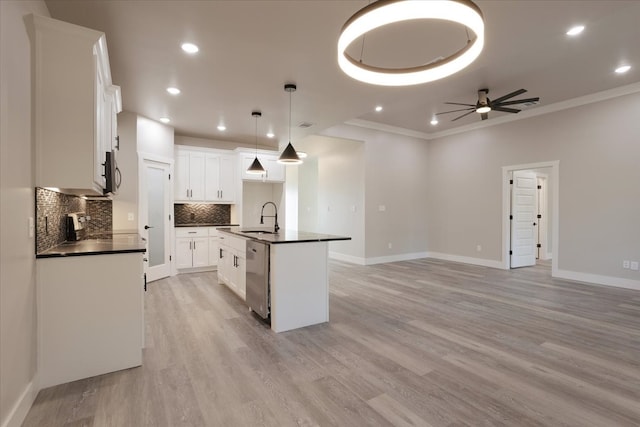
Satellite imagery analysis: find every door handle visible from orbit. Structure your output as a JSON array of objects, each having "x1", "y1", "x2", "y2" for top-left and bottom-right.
[
  {"x1": 533, "y1": 222, "x2": 537, "y2": 226},
  {"x1": 144, "y1": 225, "x2": 153, "y2": 229}
]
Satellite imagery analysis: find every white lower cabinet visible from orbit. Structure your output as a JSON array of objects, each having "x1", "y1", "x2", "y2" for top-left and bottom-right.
[
  {"x1": 217, "y1": 234, "x2": 247, "y2": 300},
  {"x1": 175, "y1": 228, "x2": 210, "y2": 269}
]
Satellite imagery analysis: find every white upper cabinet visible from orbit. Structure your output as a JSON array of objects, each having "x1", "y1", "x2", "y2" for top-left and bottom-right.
[
  {"x1": 32, "y1": 15, "x2": 121, "y2": 196},
  {"x1": 240, "y1": 153, "x2": 286, "y2": 183},
  {"x1": 175, "y1": 146, "x2": 236, "y2": 203}
]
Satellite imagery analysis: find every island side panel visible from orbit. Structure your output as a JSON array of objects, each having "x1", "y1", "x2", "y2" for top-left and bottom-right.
[{"x1": 269, "y1": 241, "x2": 329, "y2": 333}]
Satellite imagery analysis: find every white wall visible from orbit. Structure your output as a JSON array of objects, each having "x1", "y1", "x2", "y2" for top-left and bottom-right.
[
  {"x1": 427, "y1": 91, "x2": 640, "y2": 283},
  {"x1": 175, "y1": 134, "x2": 276, "y2": 151},
  {"x1": 321, "y1": 125, "x2": 430, "y2": 261},
  {"x1": 297, "y1": 135, "x2": 365, "y2": 261},
  {"x1": 0, "y1": 2, "x2": 49, "y2": 426},
  {"x1": 111, "y1": 111, "x2": 138, "y2": 230},
  {"x1": 137, "y1": 116, "x2": 174, "y2": 160}
]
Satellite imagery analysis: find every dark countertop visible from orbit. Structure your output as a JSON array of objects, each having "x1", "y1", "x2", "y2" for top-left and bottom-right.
[
  {"x1": 217, "y1": 227, "x2": 351, "y2": 245},
  {"x1": 37, "y1": 233, "x2": 147, "y2": 258},
  {"x1": 175, "y1": 223, "x2": 239, "y2": 228}
]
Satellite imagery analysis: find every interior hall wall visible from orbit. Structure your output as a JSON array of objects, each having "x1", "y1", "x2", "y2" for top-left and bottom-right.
[
  {"x1": 0, "y1": 1, "x2": 50, "y2": 426},
  {"x1": 427, "y1": 90, "x2": 640, "y2": 282},
  {"x1": 111, "y1": 111, "x2": 138, "y2": 231},
  {"x1": 321, "y1": 125, "x2": 429, "y2": 261},
  {"x1": 297, "y1": 135, "x2": 365, "y2": 261}
]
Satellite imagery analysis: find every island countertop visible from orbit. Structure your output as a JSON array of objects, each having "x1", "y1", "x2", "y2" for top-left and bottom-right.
[
  {"x1": 37, "y1": 233, "x2": 147, "y2": 258},
  {"x1": 217, "y1": 227, "x2": 351, "y2": 245}
]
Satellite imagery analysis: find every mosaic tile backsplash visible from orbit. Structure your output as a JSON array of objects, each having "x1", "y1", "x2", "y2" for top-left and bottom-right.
[
  {"x1": 36, "y1": 187, "x2": 112, "y2": 253},
  {"x1": 174, "y1": 204, "x2": 231, "y2": 225}
]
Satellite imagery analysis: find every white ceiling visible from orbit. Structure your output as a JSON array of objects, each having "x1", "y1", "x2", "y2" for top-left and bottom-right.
[{"x1": 45, "y1": 0, "x2": 640, "y2": 148}]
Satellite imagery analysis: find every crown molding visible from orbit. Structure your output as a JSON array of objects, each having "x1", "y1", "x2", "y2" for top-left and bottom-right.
[{"x1": 344, "y1": 82, "x2": 640, "y2": 140}]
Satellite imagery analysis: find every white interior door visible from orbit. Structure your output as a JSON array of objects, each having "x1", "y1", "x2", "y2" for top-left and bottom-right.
[
  {"x1": 140, "y1": 159, "x2": 172, "y2": 282},
  {"x1": 510, "y1": 171, "x2": 537, "y2": 268}
]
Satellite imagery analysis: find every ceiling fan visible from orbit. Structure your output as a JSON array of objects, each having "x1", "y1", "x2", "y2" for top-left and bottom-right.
[{"x1": 436, "y1": 88, "x2": 540, "y2": 122}]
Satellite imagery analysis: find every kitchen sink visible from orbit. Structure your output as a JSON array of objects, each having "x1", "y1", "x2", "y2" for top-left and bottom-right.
[{"x1": 241, "y1": 230, "x2": 277, "y2": 235}]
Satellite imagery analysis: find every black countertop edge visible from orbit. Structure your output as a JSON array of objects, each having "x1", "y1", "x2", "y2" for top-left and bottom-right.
[
  {"x1": 217, "y1": 227, "x2": 352, "y2": 245},
  {"x1": 175, "y1": 223, "x2": 240, "y2": 227},
  {"x1": 37, "y1": 247, "x2": 146, "y2": 259}
]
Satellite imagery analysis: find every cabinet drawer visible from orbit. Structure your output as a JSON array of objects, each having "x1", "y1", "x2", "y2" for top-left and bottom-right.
[{"x1": 175, "y1": 227, "x2": 208, "y2": 238}]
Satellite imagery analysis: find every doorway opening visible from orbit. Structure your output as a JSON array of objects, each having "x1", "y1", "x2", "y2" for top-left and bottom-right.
[{"x1": 502, "y1": 161, "x2": 559, "y2": 275}]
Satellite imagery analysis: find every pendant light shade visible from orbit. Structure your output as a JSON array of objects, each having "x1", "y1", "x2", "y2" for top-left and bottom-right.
[
  {"x1": 278, "y1": 83, "x2": 302, "y2": 165},
  {"x1": 247, "y1": 111, "x2": 266, "y2": 174}
]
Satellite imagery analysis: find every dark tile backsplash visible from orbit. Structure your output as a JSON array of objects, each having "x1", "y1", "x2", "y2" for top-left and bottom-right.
[
  {"x1": 36, "y1": 188, "x2": 112, "y2": 253},
  {"x1": 174, "y1": 204, "x2": 231, "y2": 225}
]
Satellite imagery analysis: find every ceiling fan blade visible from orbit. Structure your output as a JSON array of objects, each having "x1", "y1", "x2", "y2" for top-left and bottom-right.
[
  {"x1": 494, "y1": 97, "x2": 540, "y2": 106},
  {"x1": 444, "y1": 102, "x2": 476, "y2": 107},
  {"x1": 481, "y1": 112, "x2": 488, "y2": 120},
  {"x1": 491, "y1": 106, "x2": 521, "y2": 113},
  {"x1": 435, "y1": 107, "x2": 475, "y2": 115},
  {"x1": 491, "y1": 89, "x2": 527, "y2": 104},
  {"x1": 452, "y1": 110, "x2": 476, "y2": 121}
]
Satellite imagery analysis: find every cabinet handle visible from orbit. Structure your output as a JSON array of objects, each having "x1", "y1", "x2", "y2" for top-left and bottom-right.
[
  {"x1": 189, "y1": 241, "x2": 192, "y2": 250},
  {"x1": 194, "y1": 241, "x2": 196, "y2": 250},
  {"x1": 219, "y1": 248, "x2": 223, "y2": 259},
  {"x1": 220, "y1": 190, "x2": 223, "y2": 198}
]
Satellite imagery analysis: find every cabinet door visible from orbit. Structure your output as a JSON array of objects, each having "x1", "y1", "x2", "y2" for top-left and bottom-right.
[
  {"x1": 217, "y1": 246, "x2": 230, "y2": 286},
  {"x1": 189, "y1": 152, "x2": 206, "y2": 201},
  {"x1": 235, "y1": 255, "x2": 246, "y2": 300},
  {"x1": 175, "y1": 151, "x2": 191, "y2": 201},
  {"x1": 192, "y1": 237, "x2": 209, "y2": 267},
  {"x1": 204, "y1": 154, "x2": 221, "y2": 201},
  {"x1": 265, "y1": 158, "x2": 285, "y2": 182},
  {"x1": 175, "y1": 238, "x2": 193, "y2": 269},
  {"x1": 208, "y1": 237, "x2": 219, "y2": 267},
  {"x1": 218, "y1": 156, "x2": 236, "y2": 202},
  {"x1": 94, "y1": 61, "x2": 107, "y2": 189}
]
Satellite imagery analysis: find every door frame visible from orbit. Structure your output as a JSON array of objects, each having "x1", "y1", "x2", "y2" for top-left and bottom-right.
[
  {"x1": 138, "y1": 152, "x2": 174, "y2": 281},
  {"x1": 502, "y1": 161, "x2": 559, "y2": 274},
  {"x1": 536, "y1": 174, "x2": 551, "y2": 260}
]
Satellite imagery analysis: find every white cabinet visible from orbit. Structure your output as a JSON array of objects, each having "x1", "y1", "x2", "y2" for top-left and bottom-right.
[
  {"x1": 217, "y1": 233, "x2": 247, "y2": 300},
  {"x1": 241, "y1": 153, "x2": 286, "y2": 182},
  {"x1": 32, "y1": 14, "x2": 121, "y2": 196},
  {"x1": 208, "y1": 229, "x2": 223, "y2": 267},
  {"x1": 175, "y1": 228, "x2": 209, "y2": 269},
  {"x1": 205, "y1": 154, "x2": 236, "y2": 202},
  {"x1": 175, "y1": 150, "x2": 205, "y2": 202},
  {"x1": 175, "y1": 147, "x2": 236, "y2": 203}
]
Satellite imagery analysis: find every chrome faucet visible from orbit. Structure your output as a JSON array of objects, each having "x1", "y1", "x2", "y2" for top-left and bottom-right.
[{"x1": 260, "y1": 201, "x2": 279, "y2": 233}]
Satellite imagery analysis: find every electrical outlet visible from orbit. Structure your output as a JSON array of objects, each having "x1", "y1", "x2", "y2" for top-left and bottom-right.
[
  {"x1": 388, "y1": 243, "x2": 392, "y2": 249},
  {"x1": 623, "y1": 260, "x2": 630, "y2": 269},
  {"x1": 631, "y1": 261, "x2": 639, "y2": 271},
  {"x1": 476, "y1": 244, "x2": 482, "y2": 252},
  {"x1": 28, "y1": 217, "x2": 34, "y2": 238},
  {"x1": 378, "y1": 205, "x2": 386, "y2": 212},
  {"x1": 127, "y1": 212, "x2": 135, "y2": 221},
  {"x1": 351, "y1": 205, "x2": 357, "y2": 213}
]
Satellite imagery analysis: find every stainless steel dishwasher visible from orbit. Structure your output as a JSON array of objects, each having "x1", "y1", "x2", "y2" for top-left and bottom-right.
[{"x1": 246, "y1": 239, "x2": 270, "y2": 319}]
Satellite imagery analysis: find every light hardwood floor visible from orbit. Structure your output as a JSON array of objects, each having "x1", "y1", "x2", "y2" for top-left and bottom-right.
[{"x1": 23, "y1": 259, "x2": 640, "y2": 426}]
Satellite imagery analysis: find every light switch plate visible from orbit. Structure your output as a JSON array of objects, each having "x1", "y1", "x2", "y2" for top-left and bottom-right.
[
  {"x1": 378, "y1": 205, "x2": 386, "y2": 212},
  {"x1": 128, "y1": 212, "x2": 134, "y2": 221},
  {"x1": 623, "y1": 260, "x2": 630, "y2": 269},
  {"x1": 631, "y1": 261, "x2": 639, "y2": 271},
  {"x1": 28, "y1": 217, "x2": 34, "y2": 238}
]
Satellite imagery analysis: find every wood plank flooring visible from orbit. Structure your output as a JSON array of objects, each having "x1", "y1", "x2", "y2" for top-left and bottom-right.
[{"x1": 23, "y1": 259, "x2": 640, "y2": 426}]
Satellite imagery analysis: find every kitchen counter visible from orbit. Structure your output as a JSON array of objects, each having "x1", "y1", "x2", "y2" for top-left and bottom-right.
[
  {"x1": 217, "y1": 227, "x2": 351, "y2": 245},
  {"x1": 36, "y1": 233, "x2": 146, "y2": 258},
  {"x1": 175, "y1": 223, "x2": 239, "y2": 227}
]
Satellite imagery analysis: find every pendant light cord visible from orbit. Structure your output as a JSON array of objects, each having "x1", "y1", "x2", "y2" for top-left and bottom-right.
[
  {"x1": 288, "y1": 89, "x2": 292, "y2": 143},
  {"x1": 254, "y1": 114, "x2": 259, "y2": 155}
]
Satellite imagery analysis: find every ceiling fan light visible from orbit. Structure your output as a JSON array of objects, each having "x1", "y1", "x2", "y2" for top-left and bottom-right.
[
  {"x1": 278, "y1": 142, "x2": 302, "y2": 164},
  {"x1": 247, "y1": 157, "x2": 266, "y2": 174},
  {"x1": 337, "y1": 0, "x2": 485, "y2": 86},
  {"x1": 476, "y1": 105, "x2": 491, "y2": 114}
]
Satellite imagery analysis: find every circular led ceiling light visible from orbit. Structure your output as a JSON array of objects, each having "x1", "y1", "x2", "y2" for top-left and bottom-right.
[{"x1": 338, "y1": 0, "x2": 485, "y2": 86}]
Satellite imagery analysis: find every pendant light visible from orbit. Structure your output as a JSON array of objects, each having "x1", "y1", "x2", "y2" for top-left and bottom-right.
[
  {"x1": 247, "y1": 111, "x2": 266, "y2": 174},
  {"x1": 278, "y1": 83, "x2": 302, "y2": 164}
]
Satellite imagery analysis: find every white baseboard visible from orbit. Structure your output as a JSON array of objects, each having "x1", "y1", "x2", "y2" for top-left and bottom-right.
[
  {"x1": 365, "y1": 252, "x2": 430, "y2": 265},
  {"x1": 329, "y1": 251, "x2": 366, "y2": 265},
  {"x1": 1, "y1": 380, "x2": 38, "y2": 427},
  {"x1": 426, "y1": 252, "x2": 504, "y2": 269},
  {"x1": 554, "y1": 269, "x2": 640, "y2": 291}
]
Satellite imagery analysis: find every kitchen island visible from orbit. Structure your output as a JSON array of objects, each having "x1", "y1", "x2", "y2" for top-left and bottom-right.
[{"x1": 217, "y1": 228, "x2": 350, "y2": 332}]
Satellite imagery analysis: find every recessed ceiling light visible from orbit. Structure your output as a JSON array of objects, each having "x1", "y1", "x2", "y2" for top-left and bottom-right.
[
  {"x1": 159, "y1": 117, "x2": 170, "y2": 124},
  {"x1": 266, "y1": 132, "x2": 275, "y2": 138},
  {"x1": 566, "y1": 25, "x2": 585, "y2": 36},
  {"x1": 166, "y1": 87, "x2": 181, "y2": 95},
  {"x1": 217, "y1": 125, "x2": 226, "y2": 131},
  {"x1": 615, "y1": 65, "x2": 631, "y2": 74},
  {"x1": 375, "y1": 105, "x2": 383, "y2": 112},
  {"x1": 430, "y1": 118, "x2": 438, "y2": 125},
  {"x1": 181, "y1": 43, "x2": 199, "y2": 54}
]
